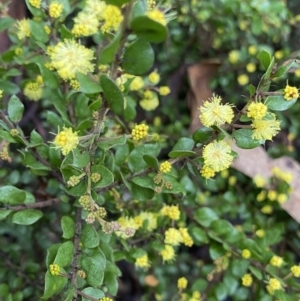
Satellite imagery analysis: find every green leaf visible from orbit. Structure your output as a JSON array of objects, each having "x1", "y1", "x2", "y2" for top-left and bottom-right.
[
  {"x1": 193, "y1": 127, "x2": 214, "y2": 143},
  {"x1": 130, "y1": 16, "x2": 168, "y2": 43},
  {"x1": 0, "y1": 283, "x2": 9, "y2": 297},
  {"x1": 61, "y1": 216, "x2": 75, "y2": 239},
  {"x1": 168, "y1": 137, "x2": 195, "y2": 158},
  {"x1": 81, "y1": 288, "x2": 104, "y2": 301},
  {"x1": 46, "y1": 243, "x2": 61, "y2": 266},
  {"x1": 0, "y1": 186, "x2": 26, "y2": 205},
  {"x1": 100, "y1": 74, "x2": 124, "y2": 115},
  {"x1": 210, "y1": 219, "x2": 233, "y2": 235},
  {"x1": 82, "y1": 250, "x2": 106, "y2": 287},
  {"x1": 233, "y1": 129, "x2": 263, "y2": 149},
  {"x1": 257, "y1": 50, "x2": 271, "y2": 69},
  {"x1": 128, "y1": 144, "x2": 160, "y2": 172},
  {"x1": 274, "y1": 60, "x2": 295, "y2": 77},
  {"x1": 0, "y1": 17, "x2": 14, "y2": 32},
  {"x1": 0, "y1": 80, "x2": 20, "y2": 94},
  {"x1": 248, "y1": 266, "x2": 262, "y2": 280},
  {"x1": 97, "y1": 135, "x2": 126, "y2": 151},
  {"x1": 143, "y1": 154, "x2": 159, "y2": 169},
  {"x1": 131, "y1": 182, "x2": 154, "y2": 200},
  {"x1": 265, "y1": 95, "x2": 297, "y2": 111},
  {"x1": 29, "y1": 129, "x2": 44, "y2": 147},
  {"x1": 209, "y1": 242, "x2": 227, "y2": 260},
  {"x1": 25, "y1": 0, "x2": 44, "y2": 17},
  {"x1": 194, "y1": 207, "x2": 218, "y2": 227},
  {"x1": 104, "y1": 0, "x2": 131, "y2": 5},
  {"x1": 90, "y1": 165, "x2": 114, "y2": 188},
  {"x1": 248, "y1": 84, "x2": 256, "y2": 97},
  {"x1": 54, "y1": 241, "x2": 74, "y2": 267},
  {"x1": 230, "y1": 259, "x2": 250, "y2": 277},
  {"x1": 0, "y1": 210, "x2": 12, "y2": 220},
  {"x1": 37, "y1": 63, "x2": 59, "y2": 89},
  {"x1": 104, "y1": 269, "x2": 119, "y2": 295},
  {"x1": 77, "y1": 73, "x2": 102, "y2": 94},
  {"x1": 11, "y1": 209, "x2": 43, "y2": 225},
  {"x1": 8, "y1": 95, "x2": 24, "y2": 123},
  {"x1": 0, "y1": 129, "x2": 17, "y2": 143},
  {"x1": 30, "y1": 20, "x2": 48, "y2": 43},
  {"x1": 190, "y1": 226, "x2": 209, "y2": 244},
  {"x1": 81, "y1": 224, "x2": 100, "y2": 248},
  {"x1": 72, "y1": 149, "x2": 90, "y2": 168},
  {"x1": 99, "y1": 30, "x2": 122, "y2": 64},
  {"x1": 122, "y1": 39, "x2": 154, "y2": 75},
  {"x1": 215, "y1": 282, "x2": 227, "y2": 300},
  {"x1": 42, "y1": 271, "x2": 67, "y2": 299},
  {"x1": 59, "y1": 24, "x2": 73, "y2": 40}
]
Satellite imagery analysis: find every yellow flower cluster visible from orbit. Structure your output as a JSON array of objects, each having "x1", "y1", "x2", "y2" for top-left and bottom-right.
[
  {"x1": 246, "y1": 63, "x2": 256, "y2": 73},
  {"x1": 248, "y1": 46, "x2": 258, "y2": 55},
  {"x1": 200, "y1": 165, "x2": 215, "y2": 179},
  {"x1": 256, "y1": 229, "x2": 265, "y2": 238},
  {"x1": 100, "y1": 297, "x2": 114, "y2": 301},
  {"x1": 291, "y1": 265, "x2": 300, "y2": 277},
  {"x1": 251, "y1": 113, "x2": 280, "y2": 141},
  {"x1": 199, "y1": 94, "x2": 234, "y2": 127},
  {"x1": 134, "y1": 212, "x2": 157, "y2": 231},
  {"x1": 242, "y1": 249, "x2": 251, "y2": 259},
  {"x1": 70, "y1": 79, "x2": 80, "y2": 91},
  {"x1": 147, "y1": 9, "x2": 167, "y2": 26},
  {"x1": 261, "y1": 205, "x2": 273, "y2": 214},
  {"x1": 72, "y1": 12, "x2": 98, "y2": 37},
  {"x1": 164, "y1": 227, "x2": 193, "y2": 247},
  {"x1": 177, "y1": 277, "x2": 188, "y2": 290},
  {"x1": 16, "y1": 19, "x2": 31, "y2": 40},
  {"x1": 135, "y1": 254, "x2": 150, "y2": 269},
  {"x1": 164, "y1": 228, "x2": 183, "y2": 246},
  {"x1": 101, "y1": 5, "x2": 123, "y2": 33},
  {"x1": 49, "y1": 264, "x2": 60, "y2": 276},
  {"x1": 256, "y1": 191, "x2": 266, "y2": 202},
  {"x1": 160, "y1": 244, "x2": 175, "y2": 262},
  {"x1": 267, "y1": 190, "x2": 277, "y2": 201},
  {"x1": 0, "y1": 90, "x2": 3, "y2": 99},
  {"x1": 49, "y1": 2, "x2": 64, "y2": 18},
  {"x1": 272, "y1": 166, "x2": 293, "y2": 184},
  {"x1": 24, "y1": 80, "x2": 43, "y2": 101},
  {"x1": 130, "y1": 76, "x2": 144, "y2": 91},
  {"x1": 284, "y1": 84, "x2": 299, "y2": 101},
  {"x1": 202, "y1": 140, "x2": 234, "y2": 173},
  {"x1": 53, "y1": 127, "x2": 79, "y2": 155},
  {"x1": 140, "y1": 90, "x2": 159, "y2": 111},
  {"x1": 159, "y1": 86, "x2": 171, "y2": 96},
  {"x1": 266, "y1": 278, "x2": 282, "y2": 295},
  {"x1": 48, "y1": 40, "x2": 95, "y2": 80},
  {"x1": 29, "y1": 0, "x2": 41, "y2": 8},
  {"x1": 179, "y1": 228, "x2": 194, "y2": 247},
  {"x1": 253, "y1": 175, "x2": 266, "y2": 187},
  {"x1": 241, "y1": 274, "x2": 253, "y2": 287},
  {"x1": 237, "y1": 74, "x2": 249, "y2": 86},
  {"x1": 115, "y1": 216, "x2": 139, "y2": 239},
  {"x1": 148, "y1": 71, "x2": 160, "y2": 84},
  {"x1": 228, "y1": 50, "x2": 239, "y2": 64},
  {"x1": 159, "y1": 161, "x2": 172, "y2": 173},
  {"x1": 247, "y1": 102, "x2": 267, "y2": 120},
  {"x1": 131, "y1": 124, "x2": 149, "y2": 141},
  {"x1": 161, "y1": 205, "x2": 180, "y2": 220},
  {"x1": 270, "y1": 255, "x2": 283, "y2": 267}
]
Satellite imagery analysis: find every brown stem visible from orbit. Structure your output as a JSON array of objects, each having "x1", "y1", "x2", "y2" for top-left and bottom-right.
[
  {"x1": 2, "y1": 198, "x2": 60, "y2": 211},
  {"x1": 71, "y1": 207, "x2": 82, "y2": 298}
]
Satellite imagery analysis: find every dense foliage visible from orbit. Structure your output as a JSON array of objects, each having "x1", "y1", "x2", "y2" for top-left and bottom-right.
[{"x1": 1, "y1": 1, "x2": 300, "y2": 301}]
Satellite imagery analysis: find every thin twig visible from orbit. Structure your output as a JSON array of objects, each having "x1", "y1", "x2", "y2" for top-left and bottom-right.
[
  {"x1": 71, "y1": 207, "x2": 82, "y2": 300},
  {"x1": 1, "y1": 198, "x2": 60, "y2": 211}
]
